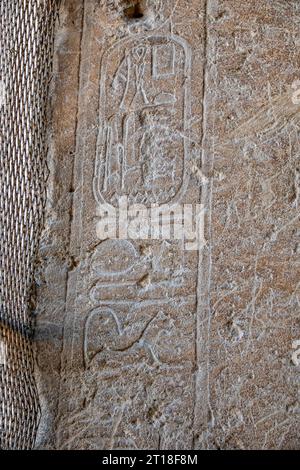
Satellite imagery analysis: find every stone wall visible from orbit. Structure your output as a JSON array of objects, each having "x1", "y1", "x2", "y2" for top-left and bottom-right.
[{"x1": 34, "y1": 0, "x2": 300, "y2": 449}]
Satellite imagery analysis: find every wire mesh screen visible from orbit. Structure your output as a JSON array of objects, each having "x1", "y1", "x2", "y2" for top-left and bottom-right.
[{"x1": 0, "y1": 0, "x2": 58, "y2": 450}]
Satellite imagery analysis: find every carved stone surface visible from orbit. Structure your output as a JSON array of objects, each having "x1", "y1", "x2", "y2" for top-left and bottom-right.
[
  {"x1": 34, "y1": 0, "x2": 300, "y2": 449},
  {"x1": 94, "y1": 33, "x2": 192, "y2": 206}
]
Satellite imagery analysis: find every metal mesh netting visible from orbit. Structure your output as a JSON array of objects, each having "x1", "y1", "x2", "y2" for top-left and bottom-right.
[{"x1": 0, "y1": 0, "x2": 58, "y2": 449}]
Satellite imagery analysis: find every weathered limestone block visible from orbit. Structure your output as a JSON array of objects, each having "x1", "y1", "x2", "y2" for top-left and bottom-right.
[
  {"x1": 201, "y1": 0, "x2": 300, "y2": 449},
  {"x1": 34, "y1": 0, "x2": 300, "y2": 450}
]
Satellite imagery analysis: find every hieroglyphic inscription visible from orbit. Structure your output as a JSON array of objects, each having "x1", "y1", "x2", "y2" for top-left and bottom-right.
[
  {"x1": 57, "y1": 0, "x2": 206, "y2": 450},
  {"x1": 37, "y1": 0, "x2": 300, "y2": 451},
  {"x1": 84, "y1": 239, "x2": 196, "y2": 369},
  {"x1": 94, "y1": 35, "x2": 191, "y2": 206}
]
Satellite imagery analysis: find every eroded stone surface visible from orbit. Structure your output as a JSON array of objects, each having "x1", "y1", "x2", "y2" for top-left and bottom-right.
[{"x1": 34, "y1": 0, "x2": 300, "y2": 450}]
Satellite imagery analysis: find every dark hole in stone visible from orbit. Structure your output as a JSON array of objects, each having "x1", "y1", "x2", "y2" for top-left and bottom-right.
[{"x1": 124, "y1": 3, "x2": 144, "y2": 20}]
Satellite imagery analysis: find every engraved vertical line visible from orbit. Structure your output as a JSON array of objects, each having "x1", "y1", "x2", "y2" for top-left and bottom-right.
[
  {"x1": 68, "y1": 0, "x2": 85, "y2": 258},
  {"x1": 193, "y1": 0, "x2": 210, "y2": 450},
  {"x1": 66, "y1": 0, "x2": 86, "y2": 369},
  {"x1": 56, "y1": 0, "x2": 85, "y2": 450}
]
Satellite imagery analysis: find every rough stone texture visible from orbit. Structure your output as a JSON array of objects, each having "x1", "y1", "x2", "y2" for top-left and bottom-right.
[{"x1": 34, "y1": 0, "x2": 300, "y2": 449}]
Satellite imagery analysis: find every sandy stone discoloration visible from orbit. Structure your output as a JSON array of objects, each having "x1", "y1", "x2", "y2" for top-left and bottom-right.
[{"x1": 35, "y1": 0, "x2": 300, "y2": 449}]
